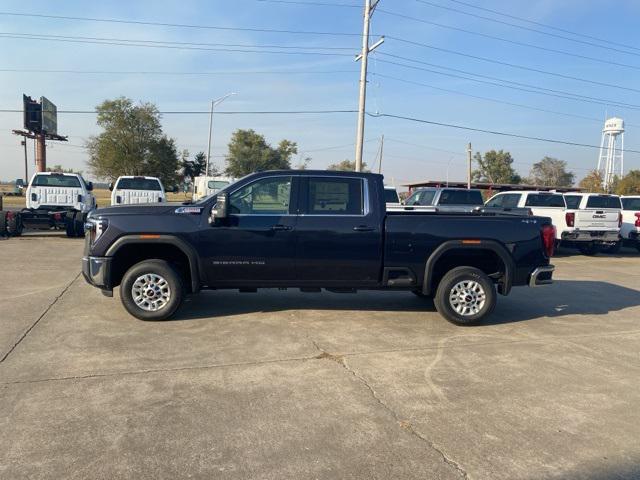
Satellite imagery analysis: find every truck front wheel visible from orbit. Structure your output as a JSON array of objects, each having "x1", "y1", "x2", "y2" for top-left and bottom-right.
[
  {"x1": 434, "y1": 266, "x2": 496, "y2": 326},
  {"x1": 120, "y1": 260, "x2": 184, "y2": 321}
]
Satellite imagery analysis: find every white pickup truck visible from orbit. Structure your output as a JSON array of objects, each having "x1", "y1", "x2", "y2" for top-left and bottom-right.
[
  {"x1": 621, "y1": 196, "x2": 640, "y2": 252},
  {"x1": 109, "y1": 176, "x2": 166, "y2": 205},
  {"x1": 192, "y1": 176, "x2": 236, "y2": 202},
  {"x1": 563, "y1": 193, "x2": 622, "y2": 254},
  {"x1": 12, "y1": 172, "x2": 96, "y2": 237}
]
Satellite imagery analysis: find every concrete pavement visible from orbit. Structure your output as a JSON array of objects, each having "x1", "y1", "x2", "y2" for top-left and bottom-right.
[{"x1": 1, "y1": 237, "x2": 640, "y2": 479}]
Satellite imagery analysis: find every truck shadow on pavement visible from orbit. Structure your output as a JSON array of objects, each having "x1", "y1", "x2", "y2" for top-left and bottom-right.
[{"x1": 173, "y1": 280, "x2": 640, "y2": 325}]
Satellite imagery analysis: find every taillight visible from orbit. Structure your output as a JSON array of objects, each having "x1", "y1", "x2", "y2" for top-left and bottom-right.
[
  {"x1": 541, "y1": 224, "x2": 556, "y2": 258},
  {"x1": 635, "y1": 212, "x2": 640, "y2": 228},
  {"x1": 565, "y1": 212, "x2": 575, "y2": 227}
]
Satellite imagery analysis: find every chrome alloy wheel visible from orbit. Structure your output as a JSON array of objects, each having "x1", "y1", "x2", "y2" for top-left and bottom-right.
[
  {"x1": 132, "y1": 273, "x2": 171, "y2": 312},
  {"x1": 448, "y1": 280, "x2": 486, "y2": 316}
]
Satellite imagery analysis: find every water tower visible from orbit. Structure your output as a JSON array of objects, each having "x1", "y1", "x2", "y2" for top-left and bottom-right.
[{"x1": 597, "y1": 117, "x2": 624, "y2": 190}]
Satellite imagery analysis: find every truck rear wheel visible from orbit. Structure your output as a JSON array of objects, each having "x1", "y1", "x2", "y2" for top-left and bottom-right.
[
  {"x1": 0, "y1": 211, "x2": 7, "y2": 236},
  {"x1": 120, "y1": 260, "x2": 184, "y2": 321},
  {"x1": 434, "y1": 266, "x2": 496, "y2": 326},
  {"x1": 74, "y1": 212, "x2": 86, "y2": 237},
  {"x1": 6, "y1": 212, "x2": 22, "y2": 237}
]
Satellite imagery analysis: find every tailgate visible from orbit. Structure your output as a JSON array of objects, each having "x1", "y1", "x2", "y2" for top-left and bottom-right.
[
  {"x1": 115, "y1": 189, "x2": 162, "y2": 204},
  {"x1": 575, "y1": 209, "x2": 619, "y2": 230},
  {"x1": 33, "y1": 187, "x2": 81, "y2": 207}
]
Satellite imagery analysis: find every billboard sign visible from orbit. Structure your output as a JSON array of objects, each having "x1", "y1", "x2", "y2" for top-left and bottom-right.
[
  {"x1": 23, "y1": 94, "x2": 41, "y2": 133},
  {"x1": 40, "y1": 96, "x2": 57, "y2": 135}
]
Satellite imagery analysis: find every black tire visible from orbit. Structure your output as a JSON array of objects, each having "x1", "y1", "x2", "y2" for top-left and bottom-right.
[
  {"x1": 601, "y1": 241, "x2": 622, "y2": 255},
  {"x1": 577, "y1": 242, "x2": 600, "y2": 256},
  {"x1": 65, "y1": 212, "x2": 76, "y2": 237},
  {"x1": 120, "y1": 259, "x2": 184, "y2": 321},
  {"x1": 434, "y1": 266, "x2": 496, "y2": 326},
  {"x1": 74, "y1": 212, "x2": 86, "y2": 237},
  {"x1": 6, "y1": 212, "x2": 22, "y2": 237},
  {"x1": 0, "y1": 211, "x2": 7, "y2": 237}
]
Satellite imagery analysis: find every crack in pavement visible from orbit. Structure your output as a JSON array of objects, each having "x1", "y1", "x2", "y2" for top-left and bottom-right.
[
  {"x1": 0, "y1": 273, "x2": 81, "y2": 363},
  {"x1": 312, "y1": 340, "x2": 470, "y2": 479}
]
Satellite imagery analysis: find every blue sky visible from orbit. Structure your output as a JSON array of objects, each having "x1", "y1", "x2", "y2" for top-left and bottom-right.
[{"x1": 2, "y1": 0, "x2": 640, "y2": 186}]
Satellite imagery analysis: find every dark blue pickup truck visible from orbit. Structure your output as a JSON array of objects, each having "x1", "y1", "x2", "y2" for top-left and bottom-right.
[{"x1": 83, "y1": 170, "x2": 556, "y2": 325}]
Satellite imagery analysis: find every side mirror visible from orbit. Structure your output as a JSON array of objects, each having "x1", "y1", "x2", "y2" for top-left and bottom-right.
[
  {"x1": 108, "y1": 182, "x2": 114, "y2": 191},
  {"x1": 209, "y1": 193, "x2": 228, "y2": 224},
  {"x1": 87, "y1": 181, "x2": 94, "y2": 191},
  {"x1": 172, "y1": 185, "x2": 179, "y2": 194}
]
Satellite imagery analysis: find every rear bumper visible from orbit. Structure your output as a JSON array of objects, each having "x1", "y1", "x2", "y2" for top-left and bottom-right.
[
  {"x1": 82, "y1": 256, "x2": 112, "y2": 292},
  {"x1": 561, "y1": 230, "x2": 620, "y2": 243},
  {"x1": 529, "y1": 265, "x2": 554, "y2": 287}
]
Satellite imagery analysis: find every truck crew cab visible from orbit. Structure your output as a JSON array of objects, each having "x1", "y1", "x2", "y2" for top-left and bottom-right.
[{"x1": 83, "y1": 170, "x2": 556, "y2": 325}]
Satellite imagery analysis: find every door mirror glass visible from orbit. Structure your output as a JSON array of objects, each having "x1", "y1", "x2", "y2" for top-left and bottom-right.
[{"x1": 210, "y1": 193, "x2": 229, "y2": 223}]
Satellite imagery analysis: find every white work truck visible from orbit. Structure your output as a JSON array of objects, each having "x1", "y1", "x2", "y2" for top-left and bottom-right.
[
  {"x1": 192, "y1": 176, "x2": 235, "y2": 202},
  {"x1": 110, "y1": 176, "x2": 166, "y2": 205},
  {"x1": 563, "y1": 193, "x2": 622, "y2": 254},
  {"x1": 8, "y1": 172, "x2": 96, "y2": 237},
  {"x1": 620, "y1": 196, "x2": 640, "y2": 252}
]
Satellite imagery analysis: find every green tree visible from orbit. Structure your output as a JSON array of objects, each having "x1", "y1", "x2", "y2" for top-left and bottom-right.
[
  {"x1": 181, "y1": 151, "x2": 207, "y2": 183},
  {"x1": 86, "y1": 97, "x2": 179, "y2": 185},
  {"x1": 472, "y1": 150, "x2": 521, "y2": 184},
  {"x1": 46, "y1": 164, "x2": 83, "y2": 175},
  {"x1": 224, "y1": 129, "x2": 297, "y2": 177},
  {"x1": 578, "y1": 170, "x2": 606, "y2": 193},
  {"x1": 327, "y1": 159, "x2": 370, "y2": 172},
  {"x1": 616, "y1": 169, "x2": 640, "y2": 195},
  {"x1": 528, "y1": 156, "x2": 574, "y2": 187}
]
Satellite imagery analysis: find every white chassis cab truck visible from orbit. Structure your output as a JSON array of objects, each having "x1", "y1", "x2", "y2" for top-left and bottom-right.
[
  {"x1": 563, "y1": 193, "x2": 622, "y2": 255},
  {"x1": 620, "y1": 196, "x2": 640, "y2": 252},
  {"x1": 110, "y1": 176, "x2": 166, "y2": 205},
  {"x1": 15, "y1": 172, "x2": 96, "y2": 237}
]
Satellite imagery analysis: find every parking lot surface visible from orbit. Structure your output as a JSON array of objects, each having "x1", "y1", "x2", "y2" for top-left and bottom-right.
[{"x1": 1, "y1": 235, "x2": 640, "y2": 479}]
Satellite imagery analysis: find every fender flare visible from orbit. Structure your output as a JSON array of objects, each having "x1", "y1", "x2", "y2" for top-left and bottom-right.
[
  {"x1": 106, "y1": 235, "x2": 201, "y2": 293},
  {"x1": 422, "y1": 239, "x2": 515, "y2": 296}
]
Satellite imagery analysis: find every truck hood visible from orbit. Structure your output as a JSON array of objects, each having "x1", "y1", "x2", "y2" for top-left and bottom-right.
[{"x1": 91, "y1": 202, "x2": 185, "y2": 217}]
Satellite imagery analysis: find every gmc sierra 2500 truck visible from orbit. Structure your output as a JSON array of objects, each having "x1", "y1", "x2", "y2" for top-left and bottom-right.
[{"x1": 83, "y1": 170, "x2": 556, "y2": 325}]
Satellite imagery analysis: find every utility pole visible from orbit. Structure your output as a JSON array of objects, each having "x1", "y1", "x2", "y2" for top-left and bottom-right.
[
  {"x1": 205, "y1": 92, "x2": 236, "y2": 176},
  {"x1": 35, "y1": 133, "x2": 46, "y2": 172},
  {"x1": 467, "y1": 142, "x2": 472, "y2": 189},
  {"x1": 21, "y1": 139, "x2": 28, "y2": 183},
  {"x1": 377, "y1": 134, "x2": 384, "y2": 174},
  {"x1": 354, "y1": 0, "x2": 384, "y2": 172}
]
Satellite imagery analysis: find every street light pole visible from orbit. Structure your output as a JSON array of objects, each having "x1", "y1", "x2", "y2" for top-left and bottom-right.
[{"x1": 205, "y1": 92, "x2": 236, "y2": 176}]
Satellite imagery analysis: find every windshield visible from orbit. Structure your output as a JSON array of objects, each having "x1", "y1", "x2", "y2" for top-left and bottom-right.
[
  {"x1": 405, "y1": 189, "x2": 436, "y2": 205},
  {"x1": 586, "y1": 196, "x2": 621, "y2": 209},
  {"x1": 384, "y1": 188, "x2": 400, "y2": 203},
  {"x1": 438, "y1": 189, "x2": 484, "y2": 206},
  {"x1": 622, "y1": 197, "x2": 640, "y2": 210},
  {"x1": 116, "y1": 178, "x2": 162, "y2": 191},
  {"x1": 208, "y1": 180, "x2": 231, "y2": 190},
  {"x1": 32, "y1": 174, "x2": 81, "y2": 188}
]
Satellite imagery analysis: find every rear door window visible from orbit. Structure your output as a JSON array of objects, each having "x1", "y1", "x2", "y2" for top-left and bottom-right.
[
  {"x1": 485, "y1": 195, "x2": 503, "y2": 207},
  {"x1": 384, "y1": 188, "x2": 400, "y2": 203},
  {"x1": 116, "y1": 178, "x2": 162, "y2": 190},
  {"x1": 406, "y1": 190, "x2": 436, "y2": 205},
  {"x1": 564, "y1": 195, "x2": 581, "y2": 209},
  {"x1": 438, "y1": 190, "x2": 484, "y2": 205},
  {"x1": 525, "y1": 194, "x2": 565, "y2": 208},
  {"x1": 306, "y1": 177, "x2": 363, "y2": 215},
  {"x1": 32, "y1": 175, "x2": 81, "y2": 188},
  {"x1": 501, "y1": 194, "x2": 522, "y2": 208},
  {"x1": 586, "y1": 196, "x2": 622, "y2": 209}
]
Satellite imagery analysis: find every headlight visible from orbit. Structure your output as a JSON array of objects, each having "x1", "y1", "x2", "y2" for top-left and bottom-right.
[{"x1": 85, "y1": 218, "x2": 108, "y2": 245}]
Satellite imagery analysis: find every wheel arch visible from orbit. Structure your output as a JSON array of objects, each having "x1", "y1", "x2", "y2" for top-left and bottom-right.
[
  {"x1": 423, "y1": 240, "x2": 515, "y2": 296},
  {"x1": 106, "y1": 235, "x2": 201, "y2": 293}
]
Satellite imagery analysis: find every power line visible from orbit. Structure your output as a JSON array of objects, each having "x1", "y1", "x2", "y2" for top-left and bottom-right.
[
  {"x1": 376, "y1": 9, "x2": 640, "y2": 69},
  {"x1": 444, "y1": 0, "x2": 640, "y2": 54},
  {"x1": 382, "y1": 38, "x2": 640, "y2": 94},
  {"x1": 414, "y1": 0, "x2": 640, "y2": 57},
  {"x1": 0, "y1": 32, "x2": 354, "y2": 50},
  {"x1": 0, "y1": 33, "x2": 352, "y2": 56},
  {"x1": 371, "y1": 112, "x2": 640, "y2": 154},
  {"x1": 0, "y1": 11, "x2": 360, "y2": 36},
  {"x1": 376, "y1": 55, "x2": 640, "y2": 112},
  {"x1": 0, "y1": 68, "x2": 358, "y2": 75},
  {"x1": 0, "y1": 109, "x2": 359, "y2": 115}
]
